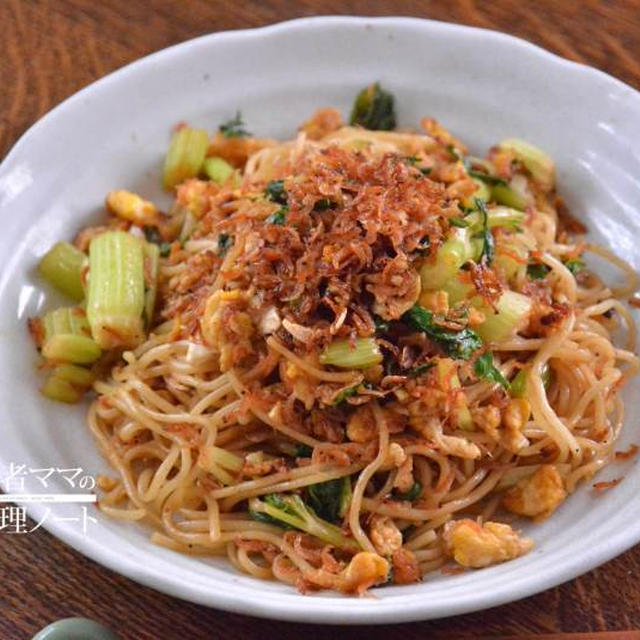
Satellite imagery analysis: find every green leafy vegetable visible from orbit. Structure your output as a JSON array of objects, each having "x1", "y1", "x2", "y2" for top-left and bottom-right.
[
  {"x1": 248, "y1": 493, "x2": 359, "y2": 551},
  {"x1": 307, "y1": 477, "x2": 352, "y2": 523},
  {"x1": 294, "y1": 444, "x2": 313, "y2": 458},
  {"x1": 564, "y1": 258, "x2": 586, "y2": 275},
  {"x1": 332, "y1": 384, "x2": 362, "y2": 405},
  {"x1": 264, "y1": 179, "x2": 288, "y2": 205},
  {"x1": 218, "y1": 233, "x2": 233, "y2": 256},
  {"x1": 446, "y1": 144, "x2": 467, "y2": 166},
  {"x1": 468, "y1": 170, "x2": 508, "y2": 187},
  {"x1": 527, "y1": 262, "x2": 550, "y2": 279},
  {"x1": 218, "y1": 111, "x2": 250, "y2": 138},
  {"x1": 449, "y1": 217, "x2": 471, "y2": 228},
  {"x1": 374, "y1": 316, "x2": 391, "y2": 333},
  {"x1": 473, "y1": 352, "x2": 510, "y2": 389},
  {"x1": 474, "y1": 198, "x2": 494, "y2": 265},
  {"x1": 143, "y1": 228, "x2": 172, "y2": 258},
  {"x1": 393, "y1": 482, "x2": 422, "y2": 502},
  {"x1": 314, "y1": 198, "x2": 335, "y2": 211},
  {"x1": 349, "y1": 82, "x2": 396, "y2": 131},
  {"x1": 406, "y1": 306, "x2": 482, "y2": 360},
  {"x1": 266, "y1": 207, "x2": 288, "y2": 225},
  {"x1": 408, "y1": 362, "x2": 435, "y2": 378}
]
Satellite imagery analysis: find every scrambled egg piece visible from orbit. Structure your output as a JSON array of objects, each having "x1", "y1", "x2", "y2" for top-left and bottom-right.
[
  {"x1": 443, "y1": 519, "x2": 533, "y2": 568},
  {"x1": 339, "y1": 552, "x2": 389, "y2": 595},
  {"x1": 369, "y1": 515, "x2": 403, "y2": 556},
  {"x1": 200, "y1": 290, "x2": 254, "y2": 371},
  {"x1": 503, "y1": 464, "x2": 567, "y2": 520},
  {"x1": 280, "y1": 361, "x2": 315, "y2": 411}
]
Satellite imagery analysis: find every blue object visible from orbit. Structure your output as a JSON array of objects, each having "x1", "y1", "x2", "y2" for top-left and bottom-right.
[{"x1": 32, "y1": 617, "x2": 119, "y2": 640}]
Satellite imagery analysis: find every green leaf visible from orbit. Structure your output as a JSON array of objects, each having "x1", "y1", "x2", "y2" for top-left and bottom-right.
[
  {"x1": 527, "y1": 262, "x2": 550, "y2": 279},
  {"x1": 219, "y1": 111, "x2": 250, "y2": 138},
  {"x1": 473, "y1": 352, "x2": 510, "y2": 389},
  {"x1": 406, "y1": 306, "x2": 482, "y2": 361},
  {"x1": 564, "y1": 258, "x2": 586, "y2": 275},
  {"x1": 408, "y1": 362, "x2": 435, "y2": 378},
  {"x1": 449, "y1": 217, "x2": 471, "y2": 228},
  {"x1": 332, "y1": 384, "x2": 362, "y2": 405},
  {"x1": 474, "y1": 198, "x2": 494, "y2": 265},
  {"x1": 393, "y1": 482, "x2": 422, "y2": 502},
  {"x1": 249, "y1": 508, "x2": 294, "y2": 529},
  {"x1": 468, "y1": 170, "x2": 508, "y2": 187},
  {"x1": 294, "y1": 444, "x2": 313, "y2": 458},
  {"x1": 349, "y1": 83, "x2": 397, "y2": 131},
  {"x1": 313, "y1": 198, "x2": 335, "y2": 211},
  {"x1": 218, "y1": 233, "x2": 233, "y2": 256},
  {"x1": 264, "y1": 179, "x2": 288, "y2": 205},
  {"x1": 266, "y1": 207, "x2": 288, "y2": 225},
  {"x1": 374, "y1": 316, "x2": 391, "y2": 333},
  {"x1": 307, "y1": 477, "x2": 351, "y2": 523}
]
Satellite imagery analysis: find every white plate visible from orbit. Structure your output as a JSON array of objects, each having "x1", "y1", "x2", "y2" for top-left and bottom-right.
[{"x1": 1, "y1": 16, "x2": 639, "y2": 624}]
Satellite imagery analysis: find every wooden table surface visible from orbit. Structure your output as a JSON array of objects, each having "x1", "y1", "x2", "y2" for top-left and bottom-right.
[{"x1": 2, "y1": 1, "x2": 640, "y2": 638}]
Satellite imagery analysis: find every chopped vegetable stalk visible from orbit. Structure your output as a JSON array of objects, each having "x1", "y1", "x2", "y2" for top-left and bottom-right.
[
  {"x1": 491, "y1": 183, "x2": 529, "y2": 211},
  {"x1": 307, "y1": 477, "x2": 352, "y2": 523},
  {"x1": 86, "y1": 231, "x2": 145, "y2": 349},
  {"x1": 496, "y1": 243, "x2": 529, "y2": 282},
  {"x1": 441, "y1": 275, "x2": 474, "y2": 305},
  {"x1": 41, "y1": 375, "x2": 82, "y2": 404},
  {"x1": 162, "y1": 128, "x2": 210, "y2": 190},
  {"x1": 349, "y1": 82, "x2": 396, "y2": 131},
  {"x1": 51, "y1": 364, "x2": 94, "y2": 387},
  {"x1": 463, "y1": 206, "x2": 525, "y2": 231},
  {"x1": 41, "y1": 307, "x2": 101, "y2": 364},
  {"x1": 484, "y1": 206, "x2": 524, "y2": 229},
  {"x1": 42, "y1": 306, "x2": 90, "y2": 340},
  {"x1": 143, "y1": 242, "x2": 159, "y2": 327},
  {"x1": 461, "y1": 178, "x2": 491, "y2": 209},
  {"x1": 203, "y1": 157, "x2": 238, "y2": 186},
  {"x1": 320, "y1": 337, "x2": 382, "y2": 369},
  {"x1": 437, "y1": 358, "x2": 473, "y2": 429},
  {"x1": 420, "y1": 228, "x2": 474, "y2": 290},
  {"x1": 249, "y1": 494, "x2": 359, "y2": 552},
  {"x1": 38, "y1": 242, "x2": 87, "y2": 301},
  {"x1": 498, "y1": 138, "x2": 555, "y2": 192},
  {"x1": 476, "y1": 290, "x2": 532, "y2": 343},
  {"x1": 510, "y1": 363, "x2": 551, "y2": 398},
  {"x1": 407, "y1": 306, "x2": 482, "y2": 360}
]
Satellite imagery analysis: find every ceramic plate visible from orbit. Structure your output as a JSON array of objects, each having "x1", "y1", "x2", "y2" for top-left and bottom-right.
[{"x1": 1, "y1": 16, "x2": 639, "y2": 624}]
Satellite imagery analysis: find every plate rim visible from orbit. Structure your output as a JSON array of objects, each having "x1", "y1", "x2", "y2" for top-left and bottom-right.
[{"x1": 1, "y1": 14, "x2": 640, "y2": 625}]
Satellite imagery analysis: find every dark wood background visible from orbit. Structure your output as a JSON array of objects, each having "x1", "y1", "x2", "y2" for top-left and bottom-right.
[{"x1": 1, "y1": 1, "x2": 640, "y2": 638}]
